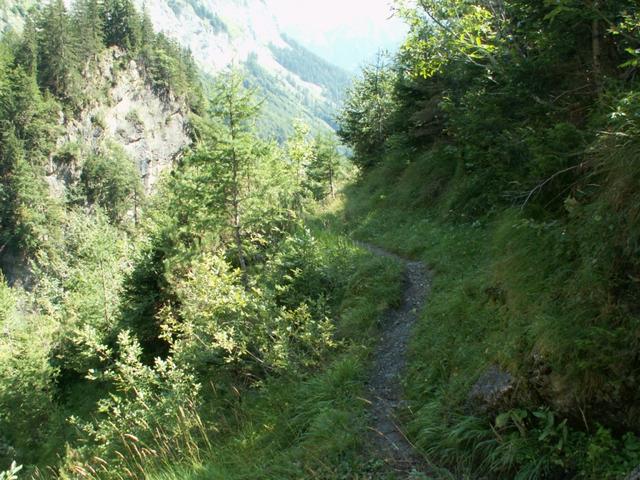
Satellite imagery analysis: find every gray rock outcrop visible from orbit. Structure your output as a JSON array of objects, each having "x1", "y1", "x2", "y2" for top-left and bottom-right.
[
  {"x1": 626, "y1": 465, "x2": 640, "y2": 480},
  {"x1": 468, "y1": 365, "x2": 515, "y2": 414},
  {"x1": 49, "y1": 47, "x2": 191, "y2": 197}
]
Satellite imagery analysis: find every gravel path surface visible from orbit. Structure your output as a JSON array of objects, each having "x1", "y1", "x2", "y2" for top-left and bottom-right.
[{"x1": 359, "y1": 242, "x2": 432, "y2": 478}]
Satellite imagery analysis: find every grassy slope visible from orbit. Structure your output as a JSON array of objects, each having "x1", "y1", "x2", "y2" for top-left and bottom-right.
[
  {"x1": 150, "y1": 217, "x2": 408, "y2": 479},
  {"x1": 335, "y1": 148, "x2": 640, "y2": 479}
]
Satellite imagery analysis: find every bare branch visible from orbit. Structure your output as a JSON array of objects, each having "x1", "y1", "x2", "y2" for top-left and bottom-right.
[{"x1": 521, "y1": 163, "x2": 585, "y2": 210}]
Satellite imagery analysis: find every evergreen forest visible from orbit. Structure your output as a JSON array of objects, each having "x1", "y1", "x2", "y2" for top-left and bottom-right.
[{"x1": 2, "y1": 1, "x2": 640, "y2": 479}]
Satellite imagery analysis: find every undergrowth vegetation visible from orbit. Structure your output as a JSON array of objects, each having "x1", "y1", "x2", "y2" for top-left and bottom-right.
[
  {"x1": 335, "y1": 0, "x2": 640, "y2": 477},
  {"x1": 0, "y1": 2, "x2": 371, "y2": 478},
  {"x1": 146, "y1": 229, "x2": 405, "y2": 480}
]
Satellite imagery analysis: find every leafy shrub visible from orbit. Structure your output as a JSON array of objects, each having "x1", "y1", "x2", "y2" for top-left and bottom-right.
[
  {"x1": 67, "y1": 331, "x2": 208, "y2": 479},
  {"x1": 50, "y1": 210, "x2": 133, "y2": 375},
  {"x1": 0, "y1": 277, "x2": 58, "y2": 466},
  {"x1": 163, "y1": 252, "x2": 335, "y2": 375}
]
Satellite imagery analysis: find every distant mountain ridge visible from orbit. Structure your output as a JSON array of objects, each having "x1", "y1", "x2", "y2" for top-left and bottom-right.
[
  {"x1": 132, "y1": 0, "x2": 352, "y2": 139},
  {"x1": 1, "y1": 0, "x2": 352, "y2": 140}
]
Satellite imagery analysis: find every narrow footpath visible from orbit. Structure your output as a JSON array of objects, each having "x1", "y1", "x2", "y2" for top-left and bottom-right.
[{"x1": 359, "y1": 242, "x2": 432, "y2": 478}]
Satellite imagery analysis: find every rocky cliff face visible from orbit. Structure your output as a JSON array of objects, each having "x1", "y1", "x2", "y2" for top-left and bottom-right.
[
  {"x1": 2, "y1": 0, "x2": 350, "y2": 138},
  {"x1": 134, "y1": 0, "x2": 285, "y2": 72},
  {"x1": 48, "y1": 48, "x2": 191, "y2": 197}
]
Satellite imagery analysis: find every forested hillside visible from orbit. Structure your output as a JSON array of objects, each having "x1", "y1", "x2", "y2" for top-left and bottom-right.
[
  {"x1": 337, "y1": 0, "x2": 640, "y2": 478},
  {"x1": 129, "y1": 0, "x2": 352, "y2": 139},
  {"x1": 3, "y1": 0, "x2": 640, "y2": 480},
  {"x1": 0, "y1": 1, "x2": 355, "y2": 478},
  {"x1": 1, "y1": 0, "x2": 352, "y2": 141}
]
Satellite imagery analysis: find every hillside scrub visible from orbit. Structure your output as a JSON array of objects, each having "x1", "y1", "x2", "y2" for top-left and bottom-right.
[
  {"x1": 0, "y1": 2, "x2": 361, "y2": 477},
  {"x1": 336, "y1": 0, "x2": 640, "y2": 478}
]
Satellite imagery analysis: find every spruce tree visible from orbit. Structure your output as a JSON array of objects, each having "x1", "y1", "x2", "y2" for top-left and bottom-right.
[
  {"x1": 140, "y1": 6, "x2": 155, "y2": 48},
  {"x1": 286, "y1": 121, "x2": 314, "y2": 211},
  {"x1": 74, "y1": 0, "x2": 105, "y2": 63},
  {"x1": 103, "y1": 0, "x2": 141, "y2": 52},
  {"x1": 36, "y1": 0, "x2": 80, "y2": 100},
  {"x1": 309, "y1": 133, "x2": 340, "y2": 200},
  {"x1": 15, "y1": 17, "x2": 38, "y2": 77},
  {"x1": 209, "y1": 69, "x2": 262, "y2": 288}
]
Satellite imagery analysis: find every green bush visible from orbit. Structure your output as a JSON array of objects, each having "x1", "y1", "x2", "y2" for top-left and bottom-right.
[
  {"x1": 67, "y1": 331, "x2": 207, "y2": 479},
  {"x1": 0, "y1": 277, "x2": 58, "y2": 467}
]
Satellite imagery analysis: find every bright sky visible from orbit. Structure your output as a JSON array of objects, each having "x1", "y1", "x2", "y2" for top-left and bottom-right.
[{"x1": 268, "y1": 0, "x2": 407, "y2": 72}]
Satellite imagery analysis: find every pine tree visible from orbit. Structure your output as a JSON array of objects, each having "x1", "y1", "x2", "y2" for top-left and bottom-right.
[
  {"x1": 74, "y1": 0, "x2": 105, "y2": 63},
  {"x1": 36, "y1": 0, "x2": 80, "y2": 100},
  {"x1": 103, "y1": 0, "x2": 141, "y2": 52},
  {"x1": 0, "y1": 126, "x2": 52, "y2": 256},
  {"x1": 285, "y1": 121, "x2": 314, "y2": 211},
  {"x1": 337, "y1": 51, "x2": 396, "y2": 168},
  {"x1": 140, "y1": 5, "x2": 155, "y2": 48},
  {"x1": 207, "y1": 69, "x2": 262, "y2": 288},
  {"x1": 309, "y1": 133, "x2": 340, "y2": 200},
  {"x1": 15, "y1": 17, "x2": 38, "y2": 77}
]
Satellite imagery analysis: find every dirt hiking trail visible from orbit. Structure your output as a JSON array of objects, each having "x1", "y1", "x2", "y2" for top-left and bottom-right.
[{"x1": 359, "y1": 242, "x2": 433, "y2": 478}]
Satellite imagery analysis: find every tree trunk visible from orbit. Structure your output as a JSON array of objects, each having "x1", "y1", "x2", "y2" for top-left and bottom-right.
[
  {"x1": 228, "y1": 94, "x2": 248, "y2": 289},
  {"x1": 233, "y1": 202, "x2": 248, "y2": 289},
  {"x1": 99, "y1": 260, "x2": 110, "y2": 326},
  {"x1": 231, "y1": 153, "x2": 248, "y2": 289},
  {"x1": 328, "y1": 162, "x2": 335, "y2": 199}
]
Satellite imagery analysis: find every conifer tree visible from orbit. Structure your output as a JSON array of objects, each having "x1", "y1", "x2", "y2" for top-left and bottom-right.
[
  {"x1": 103, "y1": 0, "x2": 141, "y2": 52},
  {"x1": 286, "y1": 121, "x2": 314, "y2": 211},
  {"x1": 337, "y1": 51, "x2": 396, "y2": 168},
  {"x1": 15, "y1": 17, "x2": 38, "y2": 76},
  {"x1": 309, "y1": 133, "x2": 340, "y2": 200},
  {"x1": 208, "y1": 69, "x2": 262, "y2": 288},
  {"x1": 74, "y1": 0, "x2": 105, "y2": 63},
  {"x1": 171, "y1": 69, "x2": 264, "y2": 287},
  {"x1": 0, "y1": 127, "x2": 52, "y2": 256},
  {"x1": 36, "y1": 0, "x2": 80, "y2": 100},
  {"x1": 140, "y1": 6, "x2": 155, "y2": 47}
]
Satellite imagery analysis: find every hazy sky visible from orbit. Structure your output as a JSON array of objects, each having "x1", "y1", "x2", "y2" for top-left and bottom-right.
[{"x1": 268, "y1": 0, "x2": 407, "y2": 72}]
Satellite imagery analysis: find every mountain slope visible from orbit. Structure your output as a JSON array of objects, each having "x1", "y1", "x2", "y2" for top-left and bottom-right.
[
  {"x1": 133, "y1": 0, "x2": 351, "y2": 139},
  {"x1": 0, "y1": 0, "x2": 35, "y2": 33},
  {"x1": 1, "y1": 0, "x2": 352, "y2": 139}
]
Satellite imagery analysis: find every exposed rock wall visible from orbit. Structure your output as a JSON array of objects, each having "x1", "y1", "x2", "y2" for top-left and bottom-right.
[{"x1": 49, "y1": 48, "x2": 191, "y2": 196}]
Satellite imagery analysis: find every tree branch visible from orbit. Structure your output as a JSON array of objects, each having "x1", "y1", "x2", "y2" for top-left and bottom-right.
[{"x1": 521, "y1": 163, "x2": 585, "y2": 210}]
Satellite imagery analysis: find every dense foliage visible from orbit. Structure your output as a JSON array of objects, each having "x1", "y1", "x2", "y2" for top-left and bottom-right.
[
  {"x1": 0, "y1": 2, "x2": 353, "y2": 478},
  {"x1": 338, "y1": 0, "x2": 640, "y2": 477},
  {"x1": 7, "y1": 0, "x2": 640, "y2": 478}
]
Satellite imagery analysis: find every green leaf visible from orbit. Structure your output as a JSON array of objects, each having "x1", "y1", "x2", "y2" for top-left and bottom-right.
[{"x1": 495, "y1": 412, "x2": 511, "y2": 428}]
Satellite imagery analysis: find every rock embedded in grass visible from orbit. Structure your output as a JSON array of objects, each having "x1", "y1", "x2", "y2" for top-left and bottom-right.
[
  {"x1": 467, "y1": 365, "x2": 515, "y2": 414},
  {"x1": 626, "y1": 465, "x2": 640, "y2": 480}
]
